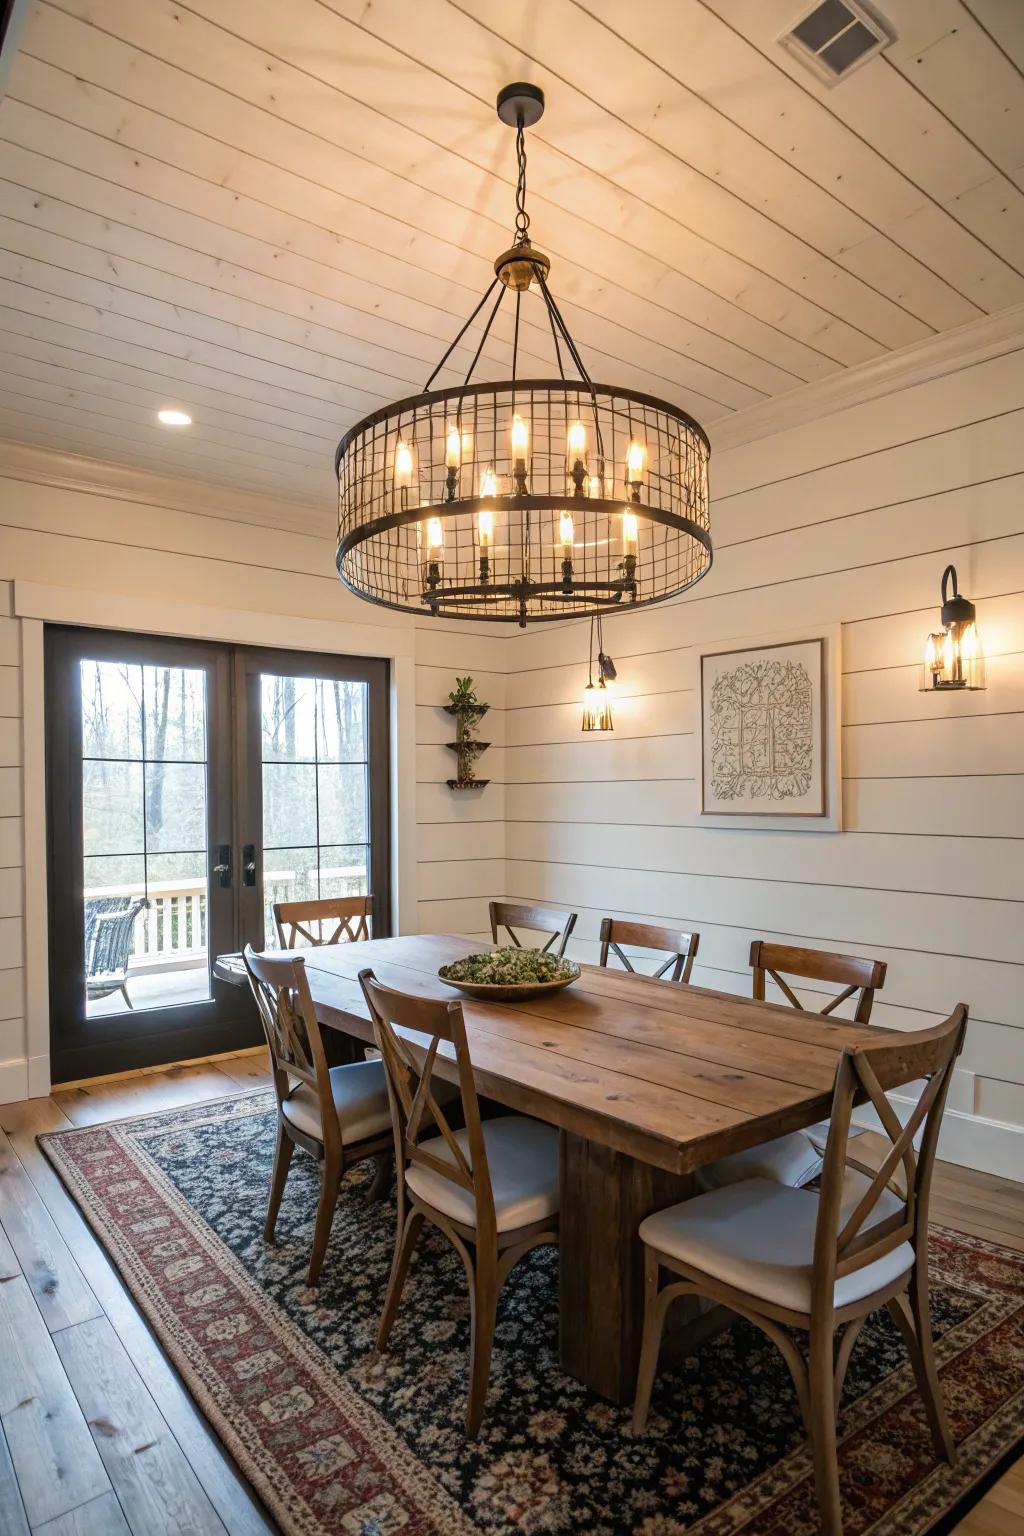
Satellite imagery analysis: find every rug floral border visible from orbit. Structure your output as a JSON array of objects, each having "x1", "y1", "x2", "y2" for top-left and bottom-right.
[{"x1": 40, "y1": 1089, "x2": 1024, "y2": 1536}]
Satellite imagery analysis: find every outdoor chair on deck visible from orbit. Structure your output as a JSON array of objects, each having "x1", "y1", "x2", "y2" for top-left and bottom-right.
[{"x1": 84, "y1": 896, "x2": 149, "y2": 1010}]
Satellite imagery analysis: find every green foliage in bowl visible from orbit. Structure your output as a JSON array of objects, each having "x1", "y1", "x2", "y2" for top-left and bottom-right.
[{"x1": 439, "y1": 947, "x2": 579, "y2": 987}]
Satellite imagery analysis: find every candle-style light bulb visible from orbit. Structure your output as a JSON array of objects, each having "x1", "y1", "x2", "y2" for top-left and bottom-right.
[
  {"x1": 622, "y1": 509, "x2": 639, "y2": 557},
  {"x1": 511, "y1": 413, "x2": 529, "y2": 495},
  {"x1": 480, "y1": 466, "x2": 498, "y2": 498},
  {"x1": 477, "y1": 508, "x2": 494, "y2": 549},
  {"x1": 445, "y1": 425, "x2": 461, "y2": 469},
  {"x1": 567, "y1": 419, "x2": 587, "y2": 496},
  {"x1": 589, "y1": 474, "x2": 602, "y2": 499},
  {"x1": 394, "y1": 440, "x2": 414, "y2": 489},
  {"x1": 425, "y1": 516, "x2": 444, "y2": 561},
  {"x1": 559, "y1": 511, "x2": 575, "y2": 552},
  {"x1": 626, "y1": 439, "x2": 646, "y2": 488}
]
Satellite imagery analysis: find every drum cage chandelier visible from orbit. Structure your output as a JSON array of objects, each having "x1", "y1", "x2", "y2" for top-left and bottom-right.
[{"x1": 335, "y1": 84, "x2": 712, "y2": 627}]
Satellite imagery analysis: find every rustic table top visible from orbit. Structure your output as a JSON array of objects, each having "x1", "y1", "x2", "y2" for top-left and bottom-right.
[{"x1": 232, "y1": 933, "x2": 891, "y2": 1176}]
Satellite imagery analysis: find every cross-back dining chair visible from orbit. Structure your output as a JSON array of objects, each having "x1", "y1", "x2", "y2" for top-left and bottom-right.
[
  {"x1": 750, "y1": 940, "x2": 888, "y2": 1156},
  {"x1": 598, "y1": 917, "x2": 699, "y2": 984},
  {"x1": 488, "y1": 900, "x2": 577, "y2": 957},
  {"x1": 633, "y1": 1004, "x2": 968, "y2": 1536},
  {"x1": 243, "y1": 946, "x2": 393, "y2": 1286},
  {"x1": 359, "y1": 967, "x2": 560, "y2": 1437},
  {"x1": 750, "y1": 940, "x2": 887, "y2": 1023},
  {"x1": 273, "y1": 894, "x2": 373, "y2": 950}
]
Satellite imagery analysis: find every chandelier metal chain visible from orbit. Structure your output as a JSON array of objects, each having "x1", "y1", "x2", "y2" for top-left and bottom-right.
[
  {"x1": 513, "y1": 118, "x2": 531, "y2": 247},
  {"x1": 335, "y1": 82, "x2": 712, "y2": 626}
]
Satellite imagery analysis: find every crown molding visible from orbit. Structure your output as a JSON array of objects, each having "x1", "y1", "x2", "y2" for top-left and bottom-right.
[
  {"x1": 710, "y1": 303, "x2": 1024, "y2": 454},
  {"x1": 0, "y1": 438, "x2": 334, "y2": 540}
]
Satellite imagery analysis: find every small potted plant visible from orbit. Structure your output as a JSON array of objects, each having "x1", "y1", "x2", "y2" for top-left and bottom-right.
[{"x1": 444, "y1": 676, "x2": 490, "y2": 790}]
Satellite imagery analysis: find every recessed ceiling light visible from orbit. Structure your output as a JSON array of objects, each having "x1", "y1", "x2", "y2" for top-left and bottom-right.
[{"x1": 157, "y1": 408, "x2": 192, "y2": 426}]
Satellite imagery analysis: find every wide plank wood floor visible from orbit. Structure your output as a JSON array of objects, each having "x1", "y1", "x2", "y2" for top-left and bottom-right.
[{"x1": 0, "y1": 1050, "x2": 1020, "y2": 1534}]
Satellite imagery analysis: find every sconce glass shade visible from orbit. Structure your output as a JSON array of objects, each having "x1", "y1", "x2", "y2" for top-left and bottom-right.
[
  {"x1": 921, "y1": 565, "x2": 985, "y2": 691},
  {"x1": 582, "y1": 679, "x2": 613, "y2": 732}
]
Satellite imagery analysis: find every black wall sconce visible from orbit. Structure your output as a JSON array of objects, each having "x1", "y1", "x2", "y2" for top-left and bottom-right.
[{"x1": 922, "y1": 565, "x2": 985, "y2": 691}]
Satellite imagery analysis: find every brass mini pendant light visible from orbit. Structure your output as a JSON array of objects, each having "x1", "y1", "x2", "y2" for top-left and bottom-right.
[{"x1": 582, "y1": 614, "x2": 615, "y2": 732}]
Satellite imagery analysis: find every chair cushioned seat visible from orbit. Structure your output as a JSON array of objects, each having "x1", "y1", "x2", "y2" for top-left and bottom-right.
[
  {"x1": 639, "y1": 1171, "x2": 913, "y2": 1313},
  {"x1": 696, "y1": 1130, "x2": 822, "y2": 1192},
  {"x1": 805, "y1": 1119, "x2": 867, "y2": 1155},
  {"x1": 407, "y1": 1115, "x2": 559, "y2": 1234},
  {"x1": 282, "y1": 1059, "x2": 392, "y2": 1144}
]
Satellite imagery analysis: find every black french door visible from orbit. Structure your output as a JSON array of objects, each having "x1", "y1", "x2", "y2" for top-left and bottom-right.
[{"x1": 45, "y1": 629, "x2": 390, "y2": 1082}]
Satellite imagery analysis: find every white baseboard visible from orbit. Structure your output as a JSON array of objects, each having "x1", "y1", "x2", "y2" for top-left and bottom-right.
[
  {"x1": 27, "y1": 1052, "x2": 50, "y2": 1099},
  {"x1": 854, "y1": 1092, "x2": 1024, "y2": 1185},
  {"x1": 933, "y1": 1105, "x2": 1024, "y2": 1185},
  {"x1": 0, "y1": 1056, "x2": 28, "y2": 1103}
]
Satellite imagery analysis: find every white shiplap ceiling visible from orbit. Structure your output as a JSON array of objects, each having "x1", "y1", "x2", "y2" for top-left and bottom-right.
[{"x1": 0, "y1": 0, "x2": 1021, "y2": 511}]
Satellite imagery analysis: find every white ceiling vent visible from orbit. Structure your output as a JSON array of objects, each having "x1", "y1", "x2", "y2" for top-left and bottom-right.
[{"x1": 780, "y1": 0, "x2": 892, "y2": 85}]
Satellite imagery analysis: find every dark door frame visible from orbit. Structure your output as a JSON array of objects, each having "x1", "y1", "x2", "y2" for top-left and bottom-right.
[{"x1": 44, "y1": 626, "x2": 392, "y2": 1082}]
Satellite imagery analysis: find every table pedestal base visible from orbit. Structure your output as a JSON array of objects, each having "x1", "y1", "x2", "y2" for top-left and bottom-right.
[{"x1": 559, "y1": 1131, "x2": 701, "y2": 1404}]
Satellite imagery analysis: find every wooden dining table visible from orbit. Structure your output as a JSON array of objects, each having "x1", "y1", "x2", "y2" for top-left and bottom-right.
[{"x1": 219, "y1": 932, "x2": 889, "y2": 1404}]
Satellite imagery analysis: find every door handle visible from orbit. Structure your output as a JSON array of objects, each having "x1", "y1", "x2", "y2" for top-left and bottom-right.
[
  {"x1": 242, "y1": 843, "x2": 257, "y2": 887},
  {"x1": 213, "y1": 844, "x2": 232, "y2": 888}
]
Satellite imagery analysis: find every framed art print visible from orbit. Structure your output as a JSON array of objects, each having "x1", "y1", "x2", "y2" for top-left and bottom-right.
[{"x1": 696, "y1": 626, "x2": 842, "y2": 831}]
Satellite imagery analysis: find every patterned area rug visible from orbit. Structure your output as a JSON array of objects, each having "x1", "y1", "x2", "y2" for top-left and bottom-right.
[{"x1": 41, "y1": 1090, "x2": 1023, "y2": 1536}]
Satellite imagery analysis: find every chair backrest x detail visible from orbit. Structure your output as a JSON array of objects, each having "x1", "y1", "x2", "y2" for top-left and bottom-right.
[
  {"x1": 750, "y1": 939, "x2": 886, "y2": 1023},
  {"x1": 814, "y1": 1005, "x2": 968, "y2": 1303},
  {"x1": 244, "y1": 945, "x2": 336, "y2": 1151},
  {"x1": 599, "y1": 917, "x2": 699, "y2": 984},
  {"x1": 359, "y1": 968, "x2": 497, "y2": 1243},
  {"x1": 273, "y1": 895, "x2": 372, "y2": 950},
  {"x1": 488, "y1": 900, "x2": 577, "y2": 958}
]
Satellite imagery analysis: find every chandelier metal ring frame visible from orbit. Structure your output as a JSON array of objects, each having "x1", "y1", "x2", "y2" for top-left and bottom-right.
[{"x1": 335, "y1": 84, "x2": 713, "y2": 628}]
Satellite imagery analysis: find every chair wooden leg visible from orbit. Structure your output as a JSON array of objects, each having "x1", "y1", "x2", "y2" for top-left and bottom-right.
[
  {"x1": 307, "y1": 1150, "x2": 342, "y2": 1287},
  {"x1": 465, "y1": 1244, "x2": 499, "y2": 1439},
  {"x1": 808, "y1": 1320, "x2": 844, "y2": 1536},
  {"x1": 366, "y1": 1150, "x2": 392, "y2": 1203},
  {"x1": 832, "y1": 1316, "x2": 868, "y2": 1426},
  {"x1": 377, "y1": 1209, "x2": 424, "y2": 1352},
  {"x1": 632, "y1": 1249, "x2": 668, "y2": 1433},
  {"x1": 888, "y1": 1275, "x2": 957, "y2": 1466},
  {"x1": 264, "y1": 1124, "x2": 294, "y2": 1243}
]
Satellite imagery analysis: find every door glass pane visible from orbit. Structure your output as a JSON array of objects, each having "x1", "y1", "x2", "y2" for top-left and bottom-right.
[
  {"x1": 318, "y1": 764, "x2": 367, "y2": 845},
  {"x1": 262, "y1": 763, "x2": 317, "y2": 848},
  {"x1": 260, "y1": 674, "x2": 370, "y2": 946},
  {"x1": 81, "y1": 661, "x2": 143, "y2": 760},
  {"x1": 81, "y1": 659, "x2": 211, "y2": 1017},
  {"x1": 319, "y1": 845, "x2": 369, "y2": 899},
  {"x1": 82, "y1": 761, "x2": 144, "y2": 857}
]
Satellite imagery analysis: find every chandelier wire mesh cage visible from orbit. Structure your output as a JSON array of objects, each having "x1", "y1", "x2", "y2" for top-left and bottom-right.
[{"x1": 335, "y1": 83, "x2": 713, "y2": 627}]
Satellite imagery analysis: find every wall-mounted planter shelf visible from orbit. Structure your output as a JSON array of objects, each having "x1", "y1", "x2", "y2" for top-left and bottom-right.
[{"x1": 444, "y1": 683, "x2": 490, "y2": 791}]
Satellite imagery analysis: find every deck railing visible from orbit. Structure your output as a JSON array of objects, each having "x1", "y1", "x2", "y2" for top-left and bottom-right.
[{"x1": 84, "y1": 866, "x2": 367, "y2": 970}]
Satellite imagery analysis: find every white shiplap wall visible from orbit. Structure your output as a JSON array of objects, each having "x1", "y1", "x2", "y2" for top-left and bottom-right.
[
  {"x1": 501, "y1": 334, "x2": 1024, "y2": 1181},
  {"x1": 0, "y1": 452, "x2": 507, "y2": 1099}
]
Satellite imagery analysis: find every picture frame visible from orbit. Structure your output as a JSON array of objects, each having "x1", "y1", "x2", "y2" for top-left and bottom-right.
[{"x1": 695, "y1": 624, "x2": 842, "y2": 832}]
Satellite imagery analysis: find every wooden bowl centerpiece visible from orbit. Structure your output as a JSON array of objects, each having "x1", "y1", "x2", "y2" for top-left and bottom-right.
[{"x1": 438, "y1": 946, "x2": 580, "y2": 1002}]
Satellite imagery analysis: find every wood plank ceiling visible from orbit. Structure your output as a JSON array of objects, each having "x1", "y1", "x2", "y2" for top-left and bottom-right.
[{"x1": 0, "y1": 0, "x2": 1020, "y2": 511}]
